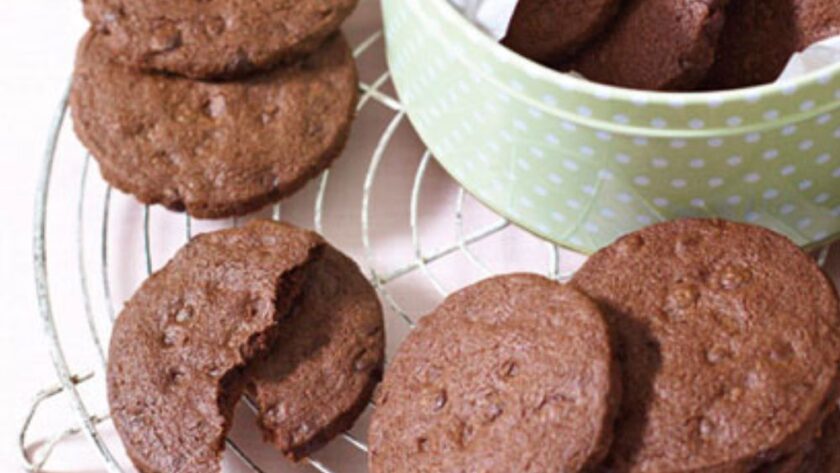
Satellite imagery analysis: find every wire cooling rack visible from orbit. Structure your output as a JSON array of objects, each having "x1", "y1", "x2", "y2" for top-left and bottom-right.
[
  {"x1": 19, "y1": 2, "x2": 580, "y2": 472},
  {"x1": 18, "y1": 1, "x2": 838, "y2": 472}
]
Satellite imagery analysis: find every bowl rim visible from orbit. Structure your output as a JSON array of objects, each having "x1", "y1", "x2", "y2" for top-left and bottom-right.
[{"x1": 419, "y1": 0, "x2": 840, "y2": 105}]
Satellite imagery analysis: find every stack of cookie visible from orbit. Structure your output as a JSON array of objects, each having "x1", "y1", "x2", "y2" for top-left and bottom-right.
[
  {"x1": 503, "y1": 0, "x2": 840, "y2": 90},
  {"x1": 107, "y1": 221, "x2": 385, "y2": 472},
  {"x1": 370, "y1": 219, "x2": 840, "y2": 472},
  {"x1": 71, "y1": 1, "x2": 360, "y2": 219}
]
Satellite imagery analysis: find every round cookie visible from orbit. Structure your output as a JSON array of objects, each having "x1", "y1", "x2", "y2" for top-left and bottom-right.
[
  {"x1": 502, "y1": 0, "x2": 621, "y2": 64},
  {"x1": 571, "y1": 219, "x2": 840, "y2": 472},
  {"x1": 369, "y1": 274, "x2": 620, "y2": 473},
  {"x1": 71, "y1": 31, "x2": 358, "y2": 219},
  {"x1": 83, "y1": 0, "x2": 359, "y2": 79},
  {"x1": 248, "y1": 245, "x2": 384, "y2": 461},
  {"x1": 107, "y1": 221, "x2": 324, "y2": 473},
  {"x1": 568, "y1": 0, "x2": 729, "y2": 90},
  {"x1": 702, "y1": 0, "x2": 840, "y2": 90}
]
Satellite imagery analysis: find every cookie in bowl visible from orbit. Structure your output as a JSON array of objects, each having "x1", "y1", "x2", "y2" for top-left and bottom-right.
[
  {"x1": 502, "y1": 0, "x2": 621, "y2": 64},
  {"x1": 702, "y1": 0, "x2": 840, "y2": 89},
  {"x1": 248, "y1": 245, "x2": 385, "y2": 461},
  {"x1": 568, "y1": 0, "x2": 730, "y2": 90}
]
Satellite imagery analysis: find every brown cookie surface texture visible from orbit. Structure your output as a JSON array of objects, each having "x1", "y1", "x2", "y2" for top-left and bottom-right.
[
  {"x1": 248, "y1": 245, "x2": 385, "y2": 461},
  {"x1": 369, "y1": 274, "x2": 620, "y2": 473},
  {"x1": 503, "y1": 0, "x2": 621, "y2": 64},
  {"x1": 107, "y1": 221, "x2": 323, "y2": 473},
  {"x1": 568, "y1": 0, "x2": 729, "y2": 90},
  {"x1": 83, "y1": 0, "x2": 359, "y2": 79},
  {"x1": 571, "y1": 219, "x2": 840, "y2": 472},
  {"x1": 71, "y1": 31, "x2": 358, "y2": 219},
  {"x1": 703, "y1": 0, "x2": 840, "y2": 89}
]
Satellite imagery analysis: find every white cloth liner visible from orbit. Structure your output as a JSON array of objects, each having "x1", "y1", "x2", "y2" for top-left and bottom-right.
[
  {"x1": 780, "y1": 36, "x2": 840, "y2": 80},
  {"x1": 447, "y1": 0, "x2": 519, "y2": 40},
  {"x1": 448, "y1": 0, "x2": 840, "y2": 82}
]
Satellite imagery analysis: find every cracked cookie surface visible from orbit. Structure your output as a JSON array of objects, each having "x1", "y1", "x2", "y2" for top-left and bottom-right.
[
  {"x1": 502, "y1": 0, "x2": 621, "y2": 64},
  {"x1": 248, "y1": 245, "x2": 384, "y2": 461}
]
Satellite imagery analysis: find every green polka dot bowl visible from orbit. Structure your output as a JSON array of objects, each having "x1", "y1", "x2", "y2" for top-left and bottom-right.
[{"x1": 381, "y1": 0, "x2": 840, "y2": 254}]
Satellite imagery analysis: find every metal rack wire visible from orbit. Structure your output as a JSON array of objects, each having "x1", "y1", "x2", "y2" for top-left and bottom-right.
[
  {"x1": 18, "y1": 3, "x2": 573, "y2": 471},
  {"x1": 18, "y1": 1, "x2": 837, "y2": 471}
]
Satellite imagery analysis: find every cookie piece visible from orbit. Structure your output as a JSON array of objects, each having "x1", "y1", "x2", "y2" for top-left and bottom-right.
[
  {"x1": 107, "y1": 221, "x2": 324, "y2": 473},
  {"x1": 571, "y1": 219, "x2": 840, "y2": 472},
  {"x1": 83, "y1": 0, "x2": 359, "y2": 79},
  {"x1": 702, "y1": 0, "x2": 840, "y2": 90},
  {"x1": 369, "y1": 274, "x2": 620, "y2": 473},
  {"x1": 71, "y1": 31, "x2": 358, "y2": 219},
  {"x1": 502, "y1": 0, "x2": 621, "y2": 64},
  {"x1": 248, "y1": 246, "x2": 384, "y2": 461},
  {"x1": 568, "y1": 0, "x2": 729, "y2": 90}
]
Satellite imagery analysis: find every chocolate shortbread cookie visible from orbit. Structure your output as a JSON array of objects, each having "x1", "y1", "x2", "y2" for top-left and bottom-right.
[
  {"x1": 503, "y1": 0, "x2": 621, "y2": 64},
  {"x1": 702, "y1": 0, "x2": 840, "y2": 89},
  {"x1": 369, "y1": 274, "x2": 620, "y2": 473},
  {"x1": 71, "y1": 31, "x2": 357, "y2": 219},
  {"x1": 568, "y1": 0, "x2": 729, "y2": 90},
  {"x1": 248, "y1": 246, "x2": 384, "y2": 461},
  {"x1": 571, "y1": 219, "x2": 840, "y2": 472},
  {"x1": 83, "y1": 0, "x2": 359, "y2": 79},
  {"x1": 107, "y1": 221, "x2": 324, "y2": 473}
]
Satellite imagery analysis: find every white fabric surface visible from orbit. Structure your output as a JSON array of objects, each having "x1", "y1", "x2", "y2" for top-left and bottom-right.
[{"x1": 0, "y1": 2, "x2": 89, "y2": 471}]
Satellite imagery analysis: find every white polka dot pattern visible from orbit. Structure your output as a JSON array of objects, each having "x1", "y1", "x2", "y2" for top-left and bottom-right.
[{"x1": 384, "y1": 0, "x2": 840, "y2": 252}]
